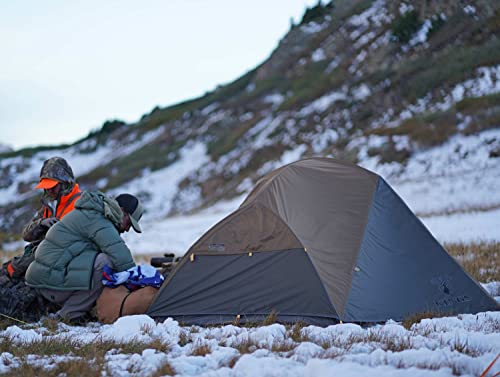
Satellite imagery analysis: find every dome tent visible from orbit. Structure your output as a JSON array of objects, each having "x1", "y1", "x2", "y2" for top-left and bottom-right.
[{"x1": 147, "y1": 158, "x2": 498, "y2": 325}]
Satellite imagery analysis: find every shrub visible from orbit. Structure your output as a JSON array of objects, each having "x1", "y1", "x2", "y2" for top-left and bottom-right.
[
  {"x1": 300, "y1": 1, "x2": 334, "y2": 25},
  {"x1": 391, "y1": 10, "x2": 422, "y2": 43},
  {"x1": 428, "y1": 14, "x2": 446, "y2": 37}
]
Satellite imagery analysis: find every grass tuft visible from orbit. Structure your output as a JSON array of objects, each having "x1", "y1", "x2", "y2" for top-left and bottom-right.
[
  {"x1": 289, "y1": 321, "x2": 309, "y2": 343},
  {"x1": 151, "y1": 361, "x2": 176, "y2": 376},
  {"x1": 402, "y1": 311, "x2": 452, "y2": 330},
  {"x1": 445, "y1": 241, "x2": 500, "y2": 283},
  {"x1": 261, "y1": 310, "x2": 279, "y2": 326},
  {"x1": 190, "y1": 341, "x2": 212, "y2": 356}
]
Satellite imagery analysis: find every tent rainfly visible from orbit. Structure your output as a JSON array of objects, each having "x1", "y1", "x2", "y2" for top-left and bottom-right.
[{"x1": 147, "y1": 158, "x2": 498, "y2": 325}]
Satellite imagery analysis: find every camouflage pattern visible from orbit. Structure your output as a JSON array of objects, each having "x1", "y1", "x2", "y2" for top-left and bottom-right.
[
  {"x1": 22, "y1": 157, "x2": 77, "y2": 242},
  {"x1": 22, "y1": 208, "x2": 51, "y2": 243},
  {"x1": 0, "y1": 245, "x2": 54, "y2": 322},
  {"x1": 0, "y1": 271, "x2": 54, "y2": 322},
  {"x1": 39, "y1": 156, "x2": 75, "y2": 185},
  {"x1": 0, "y1": 157, "x2": 77, "y2": 322}
]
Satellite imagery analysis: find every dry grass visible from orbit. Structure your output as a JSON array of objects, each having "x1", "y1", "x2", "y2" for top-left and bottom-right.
[
  {"x1": 289, "y1": 321, "x2": 309, "y2": 343},
  {"x1": 417, "y1": 203, "x2": 500, "y2": 218},
  {"x1": 1, "y1": 358, "x2": 106, "y2": 377},
  {"x1": 178, "y1": 329, "x2": 191, "y2": 347},
  {"x1": 150, "y1": 361, "x2": 176, "y2": 376},
  {"x1": 260, "y1": 311, "x2": 278, "y2": 326},
  {"x1": 229, "y1": 338, "x2": 258, "y2": 354},
  {"x1": 0, "y1": 333, "x2": 174, "y2": 376},
  {"x1": 445, "y1": 241, "x2": 500, "y2": 283},
  {"x1": 190, "y1": 341, "x2": 212, "y2": 356},
  {"x1": 402, "y1": 311, "x2": 453, "y2": 330}
]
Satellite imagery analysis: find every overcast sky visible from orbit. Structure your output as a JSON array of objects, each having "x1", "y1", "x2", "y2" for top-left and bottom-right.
[{"x1": 0, "y1": 1, "x2": 320, "y2": 150}]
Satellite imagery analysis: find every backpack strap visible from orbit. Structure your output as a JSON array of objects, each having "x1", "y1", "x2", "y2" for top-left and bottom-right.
[{"x1": 119, "y1": 291, "x2": 133, "y2": 317}]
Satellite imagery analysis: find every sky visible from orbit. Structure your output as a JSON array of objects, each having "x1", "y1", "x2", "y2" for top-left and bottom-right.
[{"x1": 0, "y1": 0, "x2": 320, "y2": 150}]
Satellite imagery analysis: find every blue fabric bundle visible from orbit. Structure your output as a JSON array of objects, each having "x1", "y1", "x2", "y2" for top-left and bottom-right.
[{"x1": 102, "y1": 264, "x2": 164, "y2": 290}]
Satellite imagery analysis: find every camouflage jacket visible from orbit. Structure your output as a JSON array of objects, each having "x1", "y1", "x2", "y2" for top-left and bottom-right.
[{"x1": 22, "y1": 184, "x2": 82, "y2": 243}]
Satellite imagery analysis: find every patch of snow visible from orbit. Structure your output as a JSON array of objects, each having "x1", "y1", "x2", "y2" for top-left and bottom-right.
[
  {"x1": 348, "y1": 50, "x2": 367, "y2": 74},
  {"x1": 361, "y1": 129, "x2": 500, "y2": 213},
  {"x1": 348, "y1": 0, "x2": 391, "y2": 28},
  {"x1": 312, "y1": 128, "x2": 339, "y2": 153},
  {"x1": 110, "y1": 141, "x2": 209, "y2": 221},
  {"x1": 258, "y1": 144, "x2": 308, "y2": 176},
  {"x1": 237, "y1": 177, "x2": 254, "y2": 193},
  {"x1": 200, "y1": 103, "x2": 219, "y2": 116},
  {"x1": 246, "y1": 115, "x2": 285, "y2": 149},
  {"x1": 239, "y1": 112, "x2": 254, "y2": 122},
  {"x1": 371, "y1": 65, "x2": 500, "y2": 129},
  {"x1": 299, "y1": 90, "x2": 348, "y2": 116},
  {"x1": 352, "y1": 84, "x2": 371, "y2": 101},
  {"x1": 409, "y1": 19, "x2": 432, "y2": 46},
  {"x1": 311, "y1": 48, "x2": 326, "y2": 62},
  {"x1": 245, "y1": 83, "x2": 256, "y2": 93},
  {"x1": 326, "y1": 58, "x2": 340, "y2": 73},
  {"x1": 464, "y1": 5, "x2": 477, "y2": 15},
  {"x1": 399, "y1": 3, "x2": 414, "y2": 15},
  {"x1": 263, "y1": 94, "x2": 285, "y2": 107},
  {"x1": 422, "y1": 209, "x2": 500, "y2": 244},
  {"x1": 300, "y1": 21, "x2": 328, "y2": 34},
  {"x1": 354, "y1": 31, "x2": 376, "y2": 49}
]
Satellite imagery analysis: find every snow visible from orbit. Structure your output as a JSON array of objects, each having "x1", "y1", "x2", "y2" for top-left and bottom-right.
[
  {"x1": 0, "y1": 312, "x2": 498, "y2": 376},
  {"x1": 299, "y1": 89, "x2": 348, "y2": 116},
  {"x1": 108, "y1": 141, "x2": 210, "y2": 220},
  {"x1": 371, "y1": 65, "x2": 500, "y2": 129},
  {"x1": 348, "y1": 0, "x2": 391, "y2": 29},
  {"x1": 421, "y1": 209, "x2": 500, "y2": 244},
  {"x1": 262, "y1": 94, "x2": 285, "y2": 107},
  {"x1": 409, "y1": 19, "x2": 432, "y2": 46},
  {"x1": 311, "y1": 48, "x2": 326, "y2": 62},
  {"x1": 300, "y1": 20, "x2": 328, "y2": 34},
  {"x1": 363, "y1": 129, "x2": 500, "y2": 217},
  {"x1": 352, "y1": 84, "x2": 371, "y2": 101},
  {"x1": 464, "y1": 5, "x2": 477, "y2": 15}
]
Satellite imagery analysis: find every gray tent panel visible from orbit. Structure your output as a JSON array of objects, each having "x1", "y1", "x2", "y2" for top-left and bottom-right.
[
  {"x1": 343, "y1": 178, "x2": 499, "y2": 322},
  {"x1": 147, "y1": 248, "x2": 338, "y2": 325}
]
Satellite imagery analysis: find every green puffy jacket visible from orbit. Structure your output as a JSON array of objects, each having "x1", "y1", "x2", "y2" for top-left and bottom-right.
[{"x1": 25, "y1": 191, "x2": 135, "y2": 291}]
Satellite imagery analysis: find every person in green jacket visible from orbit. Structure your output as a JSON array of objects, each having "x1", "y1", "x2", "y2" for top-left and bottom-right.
[{"x1": 25, "y1": 191, "x2": 144, "y2": 323}]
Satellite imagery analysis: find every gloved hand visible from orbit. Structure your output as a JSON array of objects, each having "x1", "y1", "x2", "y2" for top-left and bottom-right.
[{"x1": 40, "y1": 217, "x2": 59, "y2": 228}]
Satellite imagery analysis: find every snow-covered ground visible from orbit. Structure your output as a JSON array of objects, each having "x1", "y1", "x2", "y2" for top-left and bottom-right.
[{"x1": 1, "y1": 309, "x2": 499, "y2": 376}]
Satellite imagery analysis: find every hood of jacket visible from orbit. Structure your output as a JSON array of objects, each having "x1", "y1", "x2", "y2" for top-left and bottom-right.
[{"x1": 75, "y1": 191, "x2": 123, "y2": 228}]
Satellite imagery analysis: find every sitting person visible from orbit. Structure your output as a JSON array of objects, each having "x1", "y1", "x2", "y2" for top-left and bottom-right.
[
  {"x1": 0, "y1": 157, "x2": 81, "y2": 323},
  {"x1": 25, "y1": 192, "x2": 144, "y2": 324},
  {"x1": 4, "y1": 156, "x2": 81, "y2": 281}
]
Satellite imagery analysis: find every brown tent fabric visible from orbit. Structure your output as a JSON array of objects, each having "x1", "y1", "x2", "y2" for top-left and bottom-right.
[
  {"x1": 190, "y1": 202, "x2": 303, "y2": 254},
  {"x1": 239, "y1": 158, "x2": 378, "y2": 316}
]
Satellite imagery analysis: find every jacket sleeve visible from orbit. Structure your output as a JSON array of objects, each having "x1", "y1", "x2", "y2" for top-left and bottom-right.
[
  {"x1": 91, "y1": 222, "x2": 135, "y2": 272},
  {"x1": 22, "y1": 209, "x2": 49, "y2": 242}
]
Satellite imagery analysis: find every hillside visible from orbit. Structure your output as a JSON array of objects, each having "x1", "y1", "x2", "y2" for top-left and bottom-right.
[{"x1": 0, "y1": 0, "x2": 499, "y2": 249}]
